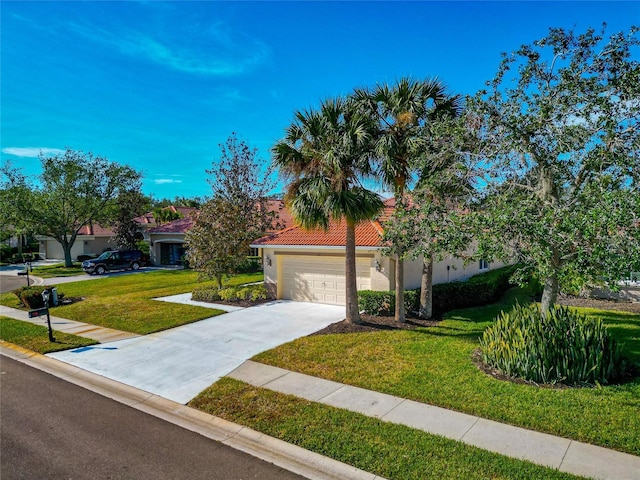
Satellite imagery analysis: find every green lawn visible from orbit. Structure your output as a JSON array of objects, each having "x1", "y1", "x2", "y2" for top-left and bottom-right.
[
  {"x1": 31, "y1": 263, "x2": 85, "y2": 277},
  {"x1": 0, "y1": 270, "x2": 263, "y2": 335},
  {"x1": 0, "y1": 316, "x2": 97, "y2": 353},
  {"x1": 191, "y1": 378, "x2": 584, "y2": 480},
  {"x1": 250, "y1": 288, "x2": 640, "y2": 456}
]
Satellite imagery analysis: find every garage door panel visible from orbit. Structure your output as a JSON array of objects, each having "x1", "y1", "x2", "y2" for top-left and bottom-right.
[{"x1": 280, "y1": 256, "x2": 371, "y2": 306}]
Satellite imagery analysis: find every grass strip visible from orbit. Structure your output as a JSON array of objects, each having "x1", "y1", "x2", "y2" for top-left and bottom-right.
[
  {"x1": 0, "y1": 316, "x2": 97, "y2": 354},
  {"x1": 31, "y1": 263, "x2": 85, "y2": 277},
  {"x1": 253, "y1": 288, "x2": 640, "y2": 455},
  {"x1": 190, "y1": 378, "x2": 584, "y2": 480}
]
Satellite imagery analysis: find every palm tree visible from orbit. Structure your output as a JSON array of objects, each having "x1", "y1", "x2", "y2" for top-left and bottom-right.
[
  {"x1": 355, "y1": 77, "x2": 460, "y2": 322},
  {"x1": 273, "y1": 98, "x2": 383, "y2": 324}
]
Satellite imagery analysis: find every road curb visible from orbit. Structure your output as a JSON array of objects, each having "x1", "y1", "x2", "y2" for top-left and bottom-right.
[{"x1": 0, "y1": 342, "x2": 386, "y2": 480}]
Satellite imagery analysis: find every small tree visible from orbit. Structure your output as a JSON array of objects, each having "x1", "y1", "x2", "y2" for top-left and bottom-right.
[
  {"x1": 111, "y1": 189, "x2": 151, "y2": 249},
  {"x1": 2, "y1": 149, "x2": 141, "y2": 267},
  {"x1": 186, "y1": 134, "x2": 276, "y2": 287},
  {"x1": 466, "y1": 25, "x2": 640, "y2": 313}
]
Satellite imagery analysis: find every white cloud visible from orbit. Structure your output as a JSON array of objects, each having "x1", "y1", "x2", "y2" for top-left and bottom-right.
[
  {"x1": 68, "y1": 20, "x2": 270, "y2": 77},
  {"x1": 154, "y1": 178, "x2": 183, "y2": 185},
  {"x1": 2, "y1": 147, "x2": 65, "y2": 158}
]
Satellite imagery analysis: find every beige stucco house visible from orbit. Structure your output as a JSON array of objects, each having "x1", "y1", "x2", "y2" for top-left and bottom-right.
[{"x1": 251, "y1": 212, "x2": 505, "y2": 307}]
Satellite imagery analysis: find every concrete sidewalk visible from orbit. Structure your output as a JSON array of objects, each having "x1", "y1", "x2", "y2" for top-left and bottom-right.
[
  {"x1": 228, "y1": 360, "x2": 640, "y2": 480},
  {"x1": 0, "y1": 305, "x2": 139, "y2": 343}
]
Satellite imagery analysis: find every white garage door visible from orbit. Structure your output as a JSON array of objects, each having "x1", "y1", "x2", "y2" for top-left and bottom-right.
[{"x1": 280, "y1": 255, "x2": 372, "y2": 306}]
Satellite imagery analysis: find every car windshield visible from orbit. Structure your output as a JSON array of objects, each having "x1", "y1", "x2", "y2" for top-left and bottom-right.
[{"x1": 96, "y1": 251, "x2": 113, "y2": 260}]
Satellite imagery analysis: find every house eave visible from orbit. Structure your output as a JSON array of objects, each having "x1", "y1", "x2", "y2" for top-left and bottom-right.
[{"x1": 250, "y1": 244, "x2": 382, "y2": 251}]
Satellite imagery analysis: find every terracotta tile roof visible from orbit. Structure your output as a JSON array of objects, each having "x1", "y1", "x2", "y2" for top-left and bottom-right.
[
  {"x1": 76, "y1": 224, "x2": 114, "y2": 236},
  {"x1": 134, "y1": 206, "x2": 198, "y2": 226},
  {"x1": 148, "y1": 216, "x2": 195, "y2": 234},
  {"x1": 252, "y1": 219, "x2": 385, "y2": 247},
  {"x1": 265, "y1": 199, "x2": 294, "y2": 231}
]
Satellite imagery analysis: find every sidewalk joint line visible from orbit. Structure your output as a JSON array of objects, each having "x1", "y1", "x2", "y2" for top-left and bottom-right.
[{"x1": 459, "y1": 416, "x2": 481, "y2": 441}]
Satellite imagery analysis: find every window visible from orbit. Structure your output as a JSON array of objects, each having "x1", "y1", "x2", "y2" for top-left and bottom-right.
[{"x1": 479, "y1": 259, "x2": 489, "y2": 271}]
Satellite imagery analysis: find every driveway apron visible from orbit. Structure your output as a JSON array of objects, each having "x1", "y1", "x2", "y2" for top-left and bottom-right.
[{"x1": 47, "y1": 301, "x2": 344, "y2": 404}]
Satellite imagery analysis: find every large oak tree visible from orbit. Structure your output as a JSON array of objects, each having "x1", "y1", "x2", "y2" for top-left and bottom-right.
[
  {"x1": 466, "y1": 25, "x2": 640, "y2": 313},
  {"x1": 2, "y1": 149, "x2": 141, "y2": 267}
]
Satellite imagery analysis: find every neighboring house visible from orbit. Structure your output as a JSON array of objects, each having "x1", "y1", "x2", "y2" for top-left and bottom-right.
[
  {"x1": 147, "y1": 200, "x2": 294, "y2": 266},
  {"x1": 38, "y1": 206, "x2": 199, "y2": 262},
  {"x1": 37, "y1": 224, "x2": 117, "y2": 260},
  {"x1": 147, "y1": 216, "x2": 194, "y2": 266},
  {"x1": 134, "y1": 206, "x2": 199, "y2": 241},
  {"x1": 251, "y1": 202, "x2": 505, "y2": 306}
]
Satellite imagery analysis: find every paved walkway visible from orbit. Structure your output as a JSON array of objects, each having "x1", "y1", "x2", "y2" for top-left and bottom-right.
[
  {"x1": 228, "y1": 361, "x2": 640, "y2": 480},
  {"x1": 0, "y1": 305, "x2": 139, "y2": 343},
  {"x1": 35, "y1": 301, "x2": 345, "y2": 404}
]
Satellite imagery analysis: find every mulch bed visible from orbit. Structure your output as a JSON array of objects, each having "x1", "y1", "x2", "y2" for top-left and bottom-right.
[
  {"x1": 311, "y1": 313, "x2": 440, "y2": 335},
  {"x1": 557, "y1": 295, "x2": 640, "y2": 314}
]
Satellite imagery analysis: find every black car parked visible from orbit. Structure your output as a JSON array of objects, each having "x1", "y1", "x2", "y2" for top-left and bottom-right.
[{"x1": 82, "y1": 249, "x2": 148, "y2": 275}]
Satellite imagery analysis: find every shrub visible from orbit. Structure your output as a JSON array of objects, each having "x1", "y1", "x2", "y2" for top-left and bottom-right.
[
  {"x1": 191, "y1": 286, "x2": 222, "y2": 303},
  {"x1": 480, "y1": 303, "x2": 626, "y2": 386},
  {"x1": 250, "y1": 285, "x2": 267, "y2": 301},
  {"x1": 358, "y1": 265, "x2": 516, "y2": 316},
  {"x1": 235, "y1": 256, "x2": 262, "y2": 274},
  {"x1": 358, "y1": 290, "x2": 417, "y2": 316},
  {"x1": 192, "y1": 284, "x2": 267, "y2": 304},
  {"x1": 12, "y1": 286, "x2": 61, "y2": 309}
]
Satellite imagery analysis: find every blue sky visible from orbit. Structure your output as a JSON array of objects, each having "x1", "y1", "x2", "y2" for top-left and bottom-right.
[{"x1": 1, "y1": 1, "x2": 637, "y2": 200}]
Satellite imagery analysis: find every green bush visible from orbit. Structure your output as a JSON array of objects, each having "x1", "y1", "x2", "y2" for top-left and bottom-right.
[
  {"x1": 480, "y1": 303, "x2": 626, "y2": 386},
  {"x1": 12, "y1": 286, "x2": 61, "y2": 309},
  {"x1": 191, "y1": 286, "x2": 222, "y2": 303},
  {"x1": 235, "y1": 256, "x2": 262, "y2": 274},
  {"x1": 358, "y1": 265, "x2": 516, "y2": 316},
  {"x1": 192, "y1": 284, "x2": 266, "y2": 304},
  {"x1": 358, "y1": 290, "x2": 418, "y2": 316},
  {"x1": 250, "y1": 285, "x2": 267, "y2": 301}
]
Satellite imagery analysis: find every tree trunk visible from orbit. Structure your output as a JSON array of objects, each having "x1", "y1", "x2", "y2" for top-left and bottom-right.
[
  {"x1": 419, "y1": 255, "x2": 434, "y2": 319},
  {"x1": 345, "y1": 220, "x2": 361, "y2": 324},
  {"x1": 395, "y1": 254, "x2": 405, "y2": 323},
  {"x1": 540, "y1": 273, "x2": 559, "y2": 316},
  {"x1": 62, "y1": 236, "x2": 73, "y2": 267}
]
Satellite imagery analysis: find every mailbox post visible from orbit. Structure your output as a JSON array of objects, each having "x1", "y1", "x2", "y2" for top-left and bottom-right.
[
  {"x1": 41, "y1": 289, "x2": 55, "y2": 342},
  {"x1": 17, "y1": 261, "x2": 32, "y2": 286}
]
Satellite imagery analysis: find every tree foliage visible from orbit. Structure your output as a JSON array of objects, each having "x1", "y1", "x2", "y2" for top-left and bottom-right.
[
  {"x1": 111, "y1": 189, "x2": 151, "y2": 249},
  {"x1": 355, "y1": 77, "x2": 461, "y2": 321},
  {"x1": 273, "y1": 98, "x2": 383, "y2": 324},
  {"x1": 1, "y1": 149, "x2": 141, "y2": 266},
  {"x1": 465, "y1": 25, "x2": 640, "y2": 312},
  {"x1": 186, "y1": 134, "x2": 276, "y2": 287}
]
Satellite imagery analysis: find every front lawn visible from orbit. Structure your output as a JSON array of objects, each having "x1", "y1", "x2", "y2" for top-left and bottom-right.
[
  {"x1": 0, "y1": 270, "x2": 263, "y2": 335},
  {"x1": 251, "y1": 288, "x2": 640, "y2": 456},
  {"x1": 0, "y1": 316, "x2": 97, "y2": 353}
]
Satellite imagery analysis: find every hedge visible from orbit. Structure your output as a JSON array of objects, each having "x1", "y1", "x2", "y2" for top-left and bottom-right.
[
  {"x1": 12, "y1": 285, "x2": 62, "y2": 309},
  {"x1": 192, "y1": 284, "x2": 267, "y2": 304},
  {"x1": 358, "y1": 265, "x2": 517, "y2": 316}
]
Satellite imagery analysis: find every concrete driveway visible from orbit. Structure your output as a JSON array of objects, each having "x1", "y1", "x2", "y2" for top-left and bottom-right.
[{"x1": 48, "y1": 301, "x2": 344, "y2": 404}]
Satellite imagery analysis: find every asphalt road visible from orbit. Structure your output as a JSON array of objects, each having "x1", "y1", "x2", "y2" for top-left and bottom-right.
[
  {"x1": 0, "y1": 356, "x2": 306, "y2": 480},
  {"x1": 0, "y1": 273, "x2": 32, "y2": 293}
]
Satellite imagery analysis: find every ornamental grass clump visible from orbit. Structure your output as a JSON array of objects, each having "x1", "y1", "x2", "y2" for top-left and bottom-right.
[{"x1": 480, "y1": 303, "x2": 626, "y2": 386}]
